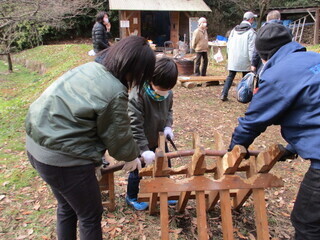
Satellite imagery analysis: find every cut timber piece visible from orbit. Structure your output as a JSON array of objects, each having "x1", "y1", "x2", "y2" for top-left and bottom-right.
[
  {"x1": 191, "y1": 146, "x2": 207, "y2": 175},
  {"x1": 99, "y1": 172, "x2": 115, "y2": 211},
  {"x1": 160, "y1": 192, "x2": 169, "y2": 240},
  {"x1": 256, "y1": 144, "x2": 286, "y2": 173},
  {"x1": 181, "y1": 81, "x2": 197, "y2": 89},
  {"x1": 140, "y1": 165, "x2": 188, "y2": 177},
  {"x1": 149, "y1": 192, "x2": 158, "y2": 215},
  {"x1": 207, "y1": 131, "x2": 226, "y2": 211},
  {"x1": 178, "y1": 75, "x2": 240, "y2": 83},
  {"x1": 177, "y1": 191, "x2": 192, "y2": 213},
  {"x1": 216, "y1": 145, "x2": 247, "y2": 176},
  {"x1": 220, "y1": 190, "x2": 234, "y2": 240},
  {"x1": 154, "y1": 149, "x2": 170, "y2": 177},
  {"x1": 196, "y1": 191, "x2": 209, "y2": 240},
  {"x1": 253, "y1": 189, "x2": 269, "y2": 240}
]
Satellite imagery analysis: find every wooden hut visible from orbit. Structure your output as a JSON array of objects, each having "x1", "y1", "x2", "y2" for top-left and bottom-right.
[{"x1": 109, "y1": 0, "x2": 211, "y2": 49}]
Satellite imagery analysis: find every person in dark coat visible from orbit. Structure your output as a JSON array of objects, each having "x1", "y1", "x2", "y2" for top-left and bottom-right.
[
  {"x1": 92, "y1": 11, "x2": 112, "y2": 53},
  {"x1": 126, "y1": 57, "x2": 178, "y2": 210},
  {"x1": 229, "y1": 23, "x2": 320, "y2": 240}
]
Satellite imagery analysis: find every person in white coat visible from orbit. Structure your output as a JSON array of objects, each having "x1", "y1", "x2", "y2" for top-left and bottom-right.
[{"x1": 220, "y1": 11, "x2": 257, "y2": 101}]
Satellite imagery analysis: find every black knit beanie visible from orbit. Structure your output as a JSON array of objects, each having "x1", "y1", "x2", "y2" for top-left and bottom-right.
[{"x1": 255, "y1": 23, "x2": 292, "y2": 60}]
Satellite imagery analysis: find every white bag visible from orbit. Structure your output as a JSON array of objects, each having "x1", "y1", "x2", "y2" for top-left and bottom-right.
[
  {"x1": 213, "y1": 48, "x2": 224, "y2": 63},
  {"x1": 88, "y1": 49, "x2": 96, "y2": 56}
]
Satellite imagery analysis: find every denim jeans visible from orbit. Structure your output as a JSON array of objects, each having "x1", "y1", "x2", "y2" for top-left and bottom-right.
[
  {"x1": 28, "y1": 152, "x2": 103, "y2": 240},
  {"x1": 194, "y1": 52, "x2": 208, "y2": 76},
  {"x1": 291, "y1": 166, "x2": 320, "y2": 240},
  {"x1": 221, "y1": 71, "x2": 249, "y2": 97}
]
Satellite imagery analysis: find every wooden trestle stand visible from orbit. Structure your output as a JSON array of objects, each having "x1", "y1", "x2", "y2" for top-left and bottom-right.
[{"x1": 136, "y1": 132, "x2": 286, "y2": 240}]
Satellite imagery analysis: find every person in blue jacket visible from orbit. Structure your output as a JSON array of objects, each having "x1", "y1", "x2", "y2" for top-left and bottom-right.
[{"x1": 229, "y1": 23, "x2": 320, "y2": 240}]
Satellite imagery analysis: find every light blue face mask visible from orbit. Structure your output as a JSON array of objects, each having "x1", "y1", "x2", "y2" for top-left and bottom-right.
[{"x1": 144, "y1": 82, "x2": 169, "y2": 101}]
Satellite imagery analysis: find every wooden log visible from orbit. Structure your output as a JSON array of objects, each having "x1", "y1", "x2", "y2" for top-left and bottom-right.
[
  {"x1": 178, "y1": 76, "x2": 240, "y2": 83},
  {"x1": 100, "y1": 149, "x2": 259, "y2": 175},
  {"x1": 181, "y1": 81, "x2": 197, "y2": 89}
]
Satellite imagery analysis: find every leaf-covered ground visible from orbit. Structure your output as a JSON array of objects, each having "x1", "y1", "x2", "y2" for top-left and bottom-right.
[{"x1": 1, "y1": 44, "x2": 317, "y2": 239}]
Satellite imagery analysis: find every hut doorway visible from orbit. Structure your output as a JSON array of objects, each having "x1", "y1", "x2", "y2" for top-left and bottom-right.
[{"x1": 141, "y1": 11, "x2": 171, "y2": 46}]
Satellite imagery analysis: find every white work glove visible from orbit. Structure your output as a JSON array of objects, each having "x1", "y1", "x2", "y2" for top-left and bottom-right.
[
  {"x1": 122, "y1": 158, "x2": 142, "y2": 172},
  {"x1": 141, "y1": 151, "x2": 155, "y2": 167},
  {"x1": 164, "y1": 126, "x2": 174, "y2": 140},
  {"x1": 95, "y1": 166, "x2": 102, "y2": 181}
]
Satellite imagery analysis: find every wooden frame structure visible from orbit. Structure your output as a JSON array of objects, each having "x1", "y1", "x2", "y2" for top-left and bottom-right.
[
  {"x1": 138, "y1": 132, "x2": 286, "y2": 240},
  {"x1": 99, "y1": 171, "x2": 116, "y2": 212}
]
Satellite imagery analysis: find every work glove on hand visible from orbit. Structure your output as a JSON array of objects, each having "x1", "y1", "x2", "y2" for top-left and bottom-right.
[
  {"x1": 95, "y1": 166, "x2": 103, "y2": 181},
  {"x1": 278, "y1": 148, "x2": 297, "y2": 162},
  {"x1": 122, "y1": 158, "x2": 142, "y2": 172},
  {"x1": 164, "y1": 126, "x2": 174, "y2": 140},
  {"x1": 141, "y1": 150, "x2": 156, "y2": 167}
]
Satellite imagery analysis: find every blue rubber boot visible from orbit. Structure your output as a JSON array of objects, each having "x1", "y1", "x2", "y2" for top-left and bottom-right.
[
  {"x1": 126, "y1": 196, "x2": 149, "y2": 211},
  {"x1": 168, "y1": 200, "x2": 178, "y2": 206}
]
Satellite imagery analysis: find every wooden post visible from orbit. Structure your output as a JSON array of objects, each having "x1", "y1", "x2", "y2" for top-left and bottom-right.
[
  {"x1": 250, "y1": 157, "x2": 269, "y2": 240},
  {"x1": 160, "y1": 192, "x2": 169, "y2": 240},
  {"x1": 196, "y1": 191, "x2": 209, "y2": 240},
  {"x1": 99, "y1": 172, "x2": 115, "y2": 211},
  {"x1": 314, "y1": 8, "x2": 319, "y2": 45},
  {"x1": 220, "y1": 190, "x2": 234, "y2": 240}
]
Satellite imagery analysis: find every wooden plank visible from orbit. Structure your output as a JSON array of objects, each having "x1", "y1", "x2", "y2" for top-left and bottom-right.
[
  {"x1": 149, "y1": 193, "x2": 158, "y2": 215},
  {"x1": 140, "y1": 165, "x2": 188, "y2": 177},
  {"x1": 220, "y1": 190, "x2": 234, "y2": 240},
  {"x1": 177, "y1": 191, "x2": 192, "y2": 213},
  {"x1": 252, "y1": 189, "x2": 269, "y2": 240},
  {"x1": 154, "y1": 150, "x2": 170, "y2": 177},
  {"x1": 216, "y1": 145, "x2": 246, "y2": 176},
  {"x1": 178, "y1": 76, "x2": 240, "y2": 82},
  {"x1": 196, "y1": 191, "x2": 209, "y2": 240},
  {"x1": 207, "y1": 131, "x2": 225, "y2": 210},
  {"x1": 191, "y1": 147, "x2": 207, "y2": 175},
  {"x1": 140, "y1": 174, "x2": 284, "y2": 193},
  {"x1": 160, "y1": 192, "x2": 169, "y2": 240},
  {"x1": 208, "y1": 144, "x2": 246, "y2": 211},
  {"x1": 99, "y1": 172, "x2": 115, "y2": 211},
  {"x1": 256, "y1": 144, "x2": 286, "y2": 173},
  {"x1": 233, "y1": 144, "x2": 285, "y2": 209},
  {"x1": 177, "y1": 132, "x2": 203, "y2": 212}
]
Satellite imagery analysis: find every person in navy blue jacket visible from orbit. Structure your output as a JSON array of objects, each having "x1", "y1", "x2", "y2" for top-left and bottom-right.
[{"x1": 229, "y1": 23, "x2": 320, "y2": 240}]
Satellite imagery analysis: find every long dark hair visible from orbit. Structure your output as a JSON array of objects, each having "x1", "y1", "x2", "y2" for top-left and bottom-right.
[{"x1": 102, "y1": 36, "x2": 155, "y2": 90}]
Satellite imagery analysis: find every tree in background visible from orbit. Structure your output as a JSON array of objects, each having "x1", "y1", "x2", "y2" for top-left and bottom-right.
[
  {"x1": 0, "y1": 0, "x2": 105, "y2": 72},
  {"x1": 203, "y1": 0, "x2": 319, "y2": 39}
]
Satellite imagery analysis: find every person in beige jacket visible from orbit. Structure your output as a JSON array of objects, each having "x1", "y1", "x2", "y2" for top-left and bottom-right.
[{"x1": 192, "y1": 17, "x2": 209, "y2": 76}]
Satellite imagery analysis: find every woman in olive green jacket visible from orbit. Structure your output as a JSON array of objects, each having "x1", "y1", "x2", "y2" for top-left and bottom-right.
[{"x1": 25, "y1": 36, "x2": 155, "y2": 240}]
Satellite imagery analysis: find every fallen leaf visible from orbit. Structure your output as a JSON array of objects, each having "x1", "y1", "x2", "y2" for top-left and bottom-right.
[{"x1": 33, "y1": 202, "x2": 41, "y2": 211}]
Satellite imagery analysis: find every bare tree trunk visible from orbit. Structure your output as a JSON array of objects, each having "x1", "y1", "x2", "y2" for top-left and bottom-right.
[{"x1": 7, "y1": 52, "x2": 13, "y2": 73}]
